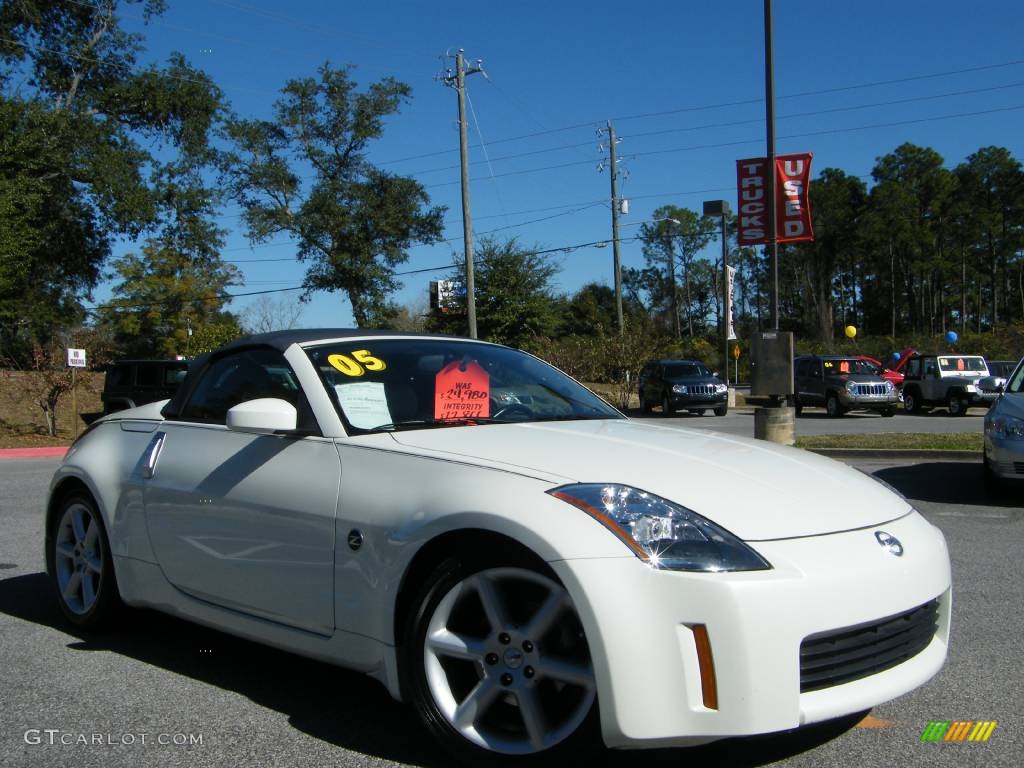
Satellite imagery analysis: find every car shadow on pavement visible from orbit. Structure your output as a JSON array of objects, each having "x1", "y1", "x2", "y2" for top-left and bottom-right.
[
  {"x1": 0, "y1": 571, "x2": 864, "y2": 767},
  {"x1": 873, "y1": 463, "x2": 1022, "y2": 509}
]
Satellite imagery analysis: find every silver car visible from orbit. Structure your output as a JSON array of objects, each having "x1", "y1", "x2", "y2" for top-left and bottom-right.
[{"x1": 983, "y1": 359, "x2": 1024, "y2": 488}]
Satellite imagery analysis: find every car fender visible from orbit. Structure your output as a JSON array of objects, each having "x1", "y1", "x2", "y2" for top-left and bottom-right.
[{"x1": 332, "y1": 442, "x2": 631, "y2": 645}]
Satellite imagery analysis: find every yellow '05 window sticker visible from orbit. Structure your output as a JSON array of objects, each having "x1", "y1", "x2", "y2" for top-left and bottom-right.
[{"x1": 328, "y1": 350, "x2": 387, "y2": 377}]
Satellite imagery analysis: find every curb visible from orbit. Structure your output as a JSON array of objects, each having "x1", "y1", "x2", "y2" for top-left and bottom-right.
[
  {"x1": 806, "y1": 448, "x2": 979, "y2": 460},
  {"x1": 0, "y1": 446, "x2": 68, "y2": 460}
]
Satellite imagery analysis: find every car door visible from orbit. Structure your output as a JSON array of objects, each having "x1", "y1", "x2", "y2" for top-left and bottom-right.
[{"x1": 142, "y1": 347, "x2": 339, "y2": 635}]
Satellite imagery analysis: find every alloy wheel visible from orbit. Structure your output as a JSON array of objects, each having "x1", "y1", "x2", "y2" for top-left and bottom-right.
[
  {"x1": 421, "y1": 567, "x2": 595, "y2": 755},
  {"x1": 54, "y1": 502, "x2": 104, "y2": 615}
]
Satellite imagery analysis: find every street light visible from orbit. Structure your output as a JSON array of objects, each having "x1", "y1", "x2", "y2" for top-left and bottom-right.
[{"x1": 702, "y1": 200, "x2": 731, "y2": 387}]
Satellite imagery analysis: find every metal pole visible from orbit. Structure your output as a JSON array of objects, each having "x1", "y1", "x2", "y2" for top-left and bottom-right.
[
  {"x1": 764, "y1": 0, "x2": 779, "y2": 330},
  {"x1": 71, "y1": 366, "x2": 77, "y2": 441},
  {"x1": 721, "y1": 213, "x2": 729, "y2": 386},
  {"x1": 456, "y1": 50, "x2": 477, "y2": 339},
  {"x1": 608, "y1": 121, "x2": 624, "y2": 334}
]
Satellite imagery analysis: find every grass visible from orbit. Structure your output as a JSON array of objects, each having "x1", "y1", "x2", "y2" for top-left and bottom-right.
[{"x1": 794, "y1": 432, "x2": 983, "y2": 451}]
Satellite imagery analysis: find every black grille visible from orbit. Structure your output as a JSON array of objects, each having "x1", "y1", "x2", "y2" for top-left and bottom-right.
[
  {"x1": 1013, "y1": 462, "x2": 1024, "y2": 475},
  {"x1": 688, "y1": 384, "x2": 716, "y2": 395},
  {"x1": 799, "y1": 600, "x2": 939, "y2": 693}
]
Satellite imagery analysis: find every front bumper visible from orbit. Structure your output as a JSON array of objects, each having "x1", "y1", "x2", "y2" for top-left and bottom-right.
[
  {"x1": 553, "y1": 510, "x2": 951, "y2": 749},
  {"x1": 984, "y1": 433, "x2": 1024, "y2": 480},
  {"x1": 669, "y1": 392, "x2": 728, "y2": 409},
  {"x1": 970, "y1": 390, "x2": 1000, "y2": 408},
  {"x1": 838, "y1": 391, "x2": 900, "y2": 410}
]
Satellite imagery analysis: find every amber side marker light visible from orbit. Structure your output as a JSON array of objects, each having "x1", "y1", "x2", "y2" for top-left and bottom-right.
[{"x1": 692, "y1": 624, "x2": 718, "y2": 710}]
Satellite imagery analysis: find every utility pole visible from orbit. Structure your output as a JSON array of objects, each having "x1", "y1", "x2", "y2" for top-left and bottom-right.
[
  {"x1": 764, "y1": 0, "x2": 779, "y2": 330},
  {"x1": 607, "y1": 121, "x2": 624, "y2": 334},
  {"x1": 442, "y1": 50, "x2": 484, "y2": 339}
]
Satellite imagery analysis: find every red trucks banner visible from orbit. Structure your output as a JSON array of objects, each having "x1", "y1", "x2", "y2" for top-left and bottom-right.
[{"x1": 736, "y1": 153, "x2": 814, "y2": 246}]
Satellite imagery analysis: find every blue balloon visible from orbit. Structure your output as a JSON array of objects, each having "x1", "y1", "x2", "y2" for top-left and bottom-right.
[
  {"x1": 945, "y1": 330, "x2": 958, "y2": 344},
  {"x1": 891, "y1": 351, "x2": 901, "y2": 363}
]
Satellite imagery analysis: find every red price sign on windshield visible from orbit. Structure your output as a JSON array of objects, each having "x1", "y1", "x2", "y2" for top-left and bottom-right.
[{"x1": 435, "y1": 360, "x2": 491, "y2": 419}]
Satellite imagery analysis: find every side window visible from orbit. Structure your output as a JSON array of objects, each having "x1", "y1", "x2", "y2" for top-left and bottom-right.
[
  {"x1": 795, "y1": 359, "x2": 809, "y2": 377},
  {"x1": 812, "y1": 360, "x2": 823, "y2": 378},
  {"x1": 180, "y1": 348, "x2": 317, "y2": 430},
  {"x1": 136, "y1": 365, "x2": 159, "y2": 388},
  {"x1": 906, "y1": 359, "x2": 920, "y2": 378}
]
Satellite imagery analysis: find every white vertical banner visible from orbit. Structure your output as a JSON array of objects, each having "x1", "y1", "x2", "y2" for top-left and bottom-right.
[{"x1": 726, "y1": 266, "x2": 737, "y2": 340}]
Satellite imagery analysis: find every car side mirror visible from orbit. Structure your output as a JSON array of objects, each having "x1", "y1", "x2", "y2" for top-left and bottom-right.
[{"x1": 226, "y1": 398, "x2": 298, "y2": 434}]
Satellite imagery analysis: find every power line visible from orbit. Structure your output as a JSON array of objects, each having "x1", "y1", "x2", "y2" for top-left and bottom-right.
[
  {"x1": 376, "y1": 58, "x2": 1024, "y2": 167},
  {"x1": 423, "y1": 104, "x2": 1024, "y2": 189}
]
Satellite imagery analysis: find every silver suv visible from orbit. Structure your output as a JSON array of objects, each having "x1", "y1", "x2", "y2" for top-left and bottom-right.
[{"x1": 901, "y1": 353, "x2": 997, "y2": 416}]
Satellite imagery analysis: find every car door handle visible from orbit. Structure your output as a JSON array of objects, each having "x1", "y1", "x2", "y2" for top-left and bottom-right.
[{"x1": 143, "y1": 432, "x2": 166, "y2": 479}]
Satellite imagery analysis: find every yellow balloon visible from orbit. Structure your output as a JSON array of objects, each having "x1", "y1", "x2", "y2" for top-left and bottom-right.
[{"x1": 844, "y1": 325, "x2": 857, "y2": 339}]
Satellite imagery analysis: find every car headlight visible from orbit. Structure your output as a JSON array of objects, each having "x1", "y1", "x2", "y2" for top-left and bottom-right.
[
  {"x1": 845, "y1": 380, "x2": 858, "y2": 393},
  {"x1": 547, "y1": 484, "x2": 771, "y2": 572},
  {"x1": 715, "y1": 383, "x2": 728, "y2": 394},
  {"x1": 672, "y1": 384, "x2": 688, "y2": 394},
  {"x1": 884, "y1": 380, "x2": 895, "y2": 393},
  {"x1": 988, "y1": 415, "x2": 1024, "y2": 440}
]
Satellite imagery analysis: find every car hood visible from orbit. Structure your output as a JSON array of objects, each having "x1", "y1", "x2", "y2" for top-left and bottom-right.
[
  {"x1": 829, "y1": 373, "x2": 884, "y2": 383},
  {"x1": 389, "y1": 419, "x2": 909, "y2": 540},
  {"x1": 991, "y1": 391, "x2": 1024, "y2": 419}
]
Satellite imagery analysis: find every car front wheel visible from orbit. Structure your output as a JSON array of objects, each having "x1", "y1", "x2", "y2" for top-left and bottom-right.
[
  {"x1": 661, "y1": 393, "x2": 673, "y2": 416},
  {"x1": 49, "y1": 494, "x2": 121, "y2": 627},
  {"x1": 903, "y1": 388, "x2": 921, "y2": 413},
  {"x1": 405, "y1": 559, "x2": 597, "y2": 764},
  {"x1": 948, "y1": 393, "x2": 968, "y2": 416},
  {"x1": 826, "y1": 392, "x2": 843, "y2": 418}
]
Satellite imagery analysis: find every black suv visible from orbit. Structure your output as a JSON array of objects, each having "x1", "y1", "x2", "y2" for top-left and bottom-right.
[
  {"x1": 794, "y1": 355, "x2": 900, "y2": 417},
  {"x1": 638, "y1": 359, "x2": 728, "y2": 416},
  {"x1": 101, "y1": 359, "x2": 190, "y2": 415}
]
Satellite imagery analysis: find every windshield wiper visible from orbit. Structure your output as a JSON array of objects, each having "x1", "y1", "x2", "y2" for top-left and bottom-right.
[{"x1": 370, "y1": 417, "x2": 506, "y2": 432}]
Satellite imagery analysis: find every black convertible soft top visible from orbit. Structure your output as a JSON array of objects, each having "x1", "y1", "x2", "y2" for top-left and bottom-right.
[{"x1": 161, "y1": 328, "x2": 473, "y2": 418}]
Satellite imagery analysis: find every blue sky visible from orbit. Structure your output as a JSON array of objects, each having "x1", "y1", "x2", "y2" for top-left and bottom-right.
[{"x1": 102, "y1": 0, "x2": 1024, "y2": 329}]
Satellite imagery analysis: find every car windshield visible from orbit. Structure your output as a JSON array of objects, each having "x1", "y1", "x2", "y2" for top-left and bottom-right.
[
  {"x1": 1006, "y1": 362, "x2": 1024, "y2": 394},
  {"x1": 938, "y1": 356, "x2": 987, "y2": 372},
  {"x1": 663, "y1": 362, "x2": 710, "y2": 378},
  {"x1": 823, "y1": 358, "x2": 875, "y2": 375},
  {"x1": 306, "y1": 339, "x2": 622, "y2": 433}
]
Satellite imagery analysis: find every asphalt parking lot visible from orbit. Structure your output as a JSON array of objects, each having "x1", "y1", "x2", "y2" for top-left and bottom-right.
[{"x1": 0, "y1": 455, "x2": 1020, "y2": 768}]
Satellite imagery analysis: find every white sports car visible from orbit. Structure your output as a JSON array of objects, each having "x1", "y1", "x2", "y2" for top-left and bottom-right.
[{"x1": 47, "y1": 330, "x2": 951, "y2": 763}]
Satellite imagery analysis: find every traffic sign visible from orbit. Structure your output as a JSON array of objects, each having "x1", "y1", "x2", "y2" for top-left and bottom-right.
[{"x1": 66, "y1": 348, "x2": 87, "y2": 368}]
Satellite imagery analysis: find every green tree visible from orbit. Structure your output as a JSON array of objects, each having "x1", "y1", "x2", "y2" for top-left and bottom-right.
[
  {"x1": 98, "y1": 237, "x2": 241, "y2": 357},
  {"x1": 221, "y1": 65, "x2": 444, "y2": 326},
  {"x1": 629, "y1": 206, "x2": 716, "y2": 337},
  {"x1": 0, "y1": 1, "x2": 224, "y2": 359},
  {"x1": 954, "y1": 147, "x2": 1024, "y2": 328},
  {"x1": 427, "y1": 238, "x2": 562, "y2": 348}
]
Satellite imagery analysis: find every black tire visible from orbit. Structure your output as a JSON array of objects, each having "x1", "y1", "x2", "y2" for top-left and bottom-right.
[
  {"x1": 825, "y1": 392, "x2": 843, "y2": 418},
  {"x1": 982, "y1": 452, "x2": 1006, "y2": 497},
  {"x1": 403, "y1": 555, "x2": 599, "y2": 766},
  {"x1": 880, "y1": 407, "x2": 896, "y2": 417},
  {"x1": 713, "y1": 404, "x2": 728, "y2": 417},
  {"x1": 948, "y1": 393, "x2": 968, "y2": 416},
  {"x1": 661, "y1": 393, "x2": 673, "y2": 416},
  {"x1": 48, "y1": 493, "x2": 122, "y2": 628},
  {"x1": 903, "y1": 387, "x2": 922, "y2": 414},
  {"x1": 640, "y1": 391, "x2": 652, "y2": 414}
]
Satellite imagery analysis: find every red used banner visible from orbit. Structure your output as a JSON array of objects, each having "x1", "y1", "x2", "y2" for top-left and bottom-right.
[{"x1": 735, "y1": 153, "x2": 814, "y2": 245}]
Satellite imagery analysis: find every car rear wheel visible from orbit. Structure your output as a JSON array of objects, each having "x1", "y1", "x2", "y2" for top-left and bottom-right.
[
  {"x1": 405, "y1": 559, "x2": 597, "y2": 764},
  {"x1": 903, "y1": 388, "x2": 921, "y2": 413},
  {"x1": 49, "y1": 494, "x2": 121, "y2": 628}
]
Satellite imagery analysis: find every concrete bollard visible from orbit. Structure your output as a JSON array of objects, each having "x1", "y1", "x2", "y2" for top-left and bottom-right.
[{"x1": 754, "y1": 405, "x2": 796, "y2": 446}]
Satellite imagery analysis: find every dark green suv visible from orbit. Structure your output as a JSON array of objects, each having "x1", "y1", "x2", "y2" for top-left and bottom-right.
[
  {"x1": 101, "y1": 359, "x2": 190, "y2": 415},
  {"x1": 794, "y1": 355, "x2": 900, "y2": 418}
]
